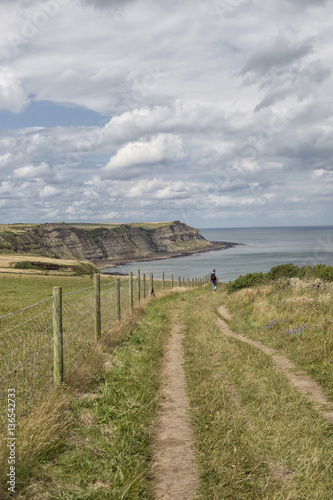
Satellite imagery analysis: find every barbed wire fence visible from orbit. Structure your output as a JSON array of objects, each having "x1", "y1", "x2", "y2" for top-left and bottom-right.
[{"x1": 0, "y1": 270, "x2": 209, "y2": 431}]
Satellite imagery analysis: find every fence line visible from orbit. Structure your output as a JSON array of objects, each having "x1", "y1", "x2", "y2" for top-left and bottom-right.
[{"x1": 0, "y1": 270, "x2": 209, "y2": 431}]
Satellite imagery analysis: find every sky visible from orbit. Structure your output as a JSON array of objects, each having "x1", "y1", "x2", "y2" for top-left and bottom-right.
[{"x1": 0, "y1": 0, "x2": 332, "y2": 228}]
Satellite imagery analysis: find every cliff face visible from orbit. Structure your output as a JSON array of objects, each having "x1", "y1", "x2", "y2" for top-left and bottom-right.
[{"x1": 0, "y1": 221, "x2": 219, "y2": 265}]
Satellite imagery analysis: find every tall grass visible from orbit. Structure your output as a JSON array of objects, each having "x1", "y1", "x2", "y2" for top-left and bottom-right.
[
  {"x1": 181, "y1": 285, "x2": 333, "y2": 498},
  {"x1": 0, "y1": 292, "x2": 187, "y2": 499},
  {"x1": 224, "y1": 280, "x2": 333, "y2": 400}
]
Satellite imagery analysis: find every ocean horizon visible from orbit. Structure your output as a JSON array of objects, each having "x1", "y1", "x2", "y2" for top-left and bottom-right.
[{"x1": 102, "y1": 225, "x2": 333, "y2": 283}]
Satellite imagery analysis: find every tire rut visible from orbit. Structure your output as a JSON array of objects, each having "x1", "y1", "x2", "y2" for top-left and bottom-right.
[
  {"x1": 217, "y1": 306, "x2": 333, "y2": 424},
  {"x1": 151, "y1": 323, "x2": 199, "y2": 499}
]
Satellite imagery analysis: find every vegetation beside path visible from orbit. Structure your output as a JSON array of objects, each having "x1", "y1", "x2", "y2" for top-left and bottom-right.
[
  {"x1": 1, "y1": 292, "x2": 182, "y2": 499},
  {"x1": 1, "y1": 276, "x2": 332, "y2": 498},
  {"x1": 224, "y1": 278, "x2": 333, "y2": 400},
  {"x1": 182, "y1": 284, "x2": 333, "y2": 498}
]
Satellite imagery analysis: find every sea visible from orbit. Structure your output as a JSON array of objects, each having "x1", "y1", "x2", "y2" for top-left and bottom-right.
[{"x1": 102, "y1": 226, "x2": 333, "y2": 283}]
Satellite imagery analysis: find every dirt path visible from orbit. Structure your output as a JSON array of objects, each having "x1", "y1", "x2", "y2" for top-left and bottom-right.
[
  {"x1": 152, "y1": 323, "x2": 199, "y2": 499},
  {"x1": 217, "y1": 306, "x2": 333, "y2": 424}
]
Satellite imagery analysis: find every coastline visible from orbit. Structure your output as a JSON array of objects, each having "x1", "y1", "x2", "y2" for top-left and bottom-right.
[{"x1": 100, "y1": 240, "x2": 240, "y2": 273}]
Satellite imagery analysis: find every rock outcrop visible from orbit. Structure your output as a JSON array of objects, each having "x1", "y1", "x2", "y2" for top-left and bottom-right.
[{"x1": 0, "y1": 221, "x2": 235, "y2": 266}]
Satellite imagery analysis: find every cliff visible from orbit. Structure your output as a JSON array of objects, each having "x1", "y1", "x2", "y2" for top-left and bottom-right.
[{"x1": 0, "y1": 221, "x2": 233, "y2": 266}]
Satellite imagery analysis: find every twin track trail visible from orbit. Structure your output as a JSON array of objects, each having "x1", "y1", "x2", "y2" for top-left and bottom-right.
[
  {"x1": 151, "y1": 303, "x2": 333, "y2": 499},
  {"x1": 217, "y1": 306, "x2": 333, "y2": 424}
]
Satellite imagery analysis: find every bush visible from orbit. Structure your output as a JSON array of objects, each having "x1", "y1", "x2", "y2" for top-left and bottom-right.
[
  {"x1": 310, "y1": 263, "x2": 333, "y2": 281},
  {"x1": 227, "y1": 272, "x2": 267, "y2": 293},
  {"x1": 14, "y1": 261, "x2": 44, "y2": 271},
  {"x1": 227, "y1": 262, "x2": 333, "y2": 293},
  {"x1": 72, "y1": 262, "x2": 100, "y2": 276},
  {"x1": 267, "y1": 263, "x2": 302, "y2": 280}
]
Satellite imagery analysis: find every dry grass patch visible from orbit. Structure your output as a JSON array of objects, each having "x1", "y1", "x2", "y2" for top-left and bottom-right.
[{"x1": 0, "y1": 388, "x2": 72, "y2": 499}]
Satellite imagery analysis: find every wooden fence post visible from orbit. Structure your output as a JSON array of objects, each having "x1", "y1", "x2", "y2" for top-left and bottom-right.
[
  {"x1": 116, "y1": 278, "x2": 121, "y2": 321},
  {"x1": 178, "y1": 276, "x2": 181, "y2": 287},
  {"x1": 129, "y1": 272, "x2": 133, "y2": 311},
  {"x1": 149, "y1": 273, "x2": 154, "y2": 297},
  {"x1": 171, "y1": 274, "x2": 174, "y2": 288},
  {"x1": 94, "y1": 274, "x2": 101, "y2": 340},
  {"x1": 143, "y1": 273, "x2": 146, "y2": 299},
  {"x1": 137, "y1": 269, "x2": 141, "y2": 303},
  {"x1": 162, "y1": 271, "x2": 165, "y2": 291},
  {"x1": 53, "y1": 286, "x2": 63, "y2": 386},
  {"x1": 187, "y1": 278, "x2": 189, "y2": 287}
]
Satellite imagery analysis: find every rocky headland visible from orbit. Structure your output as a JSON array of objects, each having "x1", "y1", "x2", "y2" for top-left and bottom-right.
[{"x1": 0, "y1": 221, "x2": 237, "y2": 268}]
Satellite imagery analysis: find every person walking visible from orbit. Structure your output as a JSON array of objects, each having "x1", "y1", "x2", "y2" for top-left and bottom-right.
[{"x1": 210, "y1": 269, "x2": 218, "y2": 291}]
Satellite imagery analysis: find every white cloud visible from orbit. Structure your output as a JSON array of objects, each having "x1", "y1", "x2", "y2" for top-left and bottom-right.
[
  {"x1": 0, "y1": 67, "x2": 28, "y2": 113},
  {"x1": 0, "y1": 153, "x2": 13, "y2": 167},
  {"x1": 14, "y1": 162, "x2": 51, "y2": 178},
  {"x1": 0, "y1": 0, "x2": 332, "y2": 226},
  {"x1": 104, "y1": 133, "x2": 185, "y2": 171},
  {"x1": 39, "y1": 185, "x2": 60, "y2": 198},
  {"x1": 0, "y1": 181, "x2": 12, "y2": 194},
  {"x1": 211, "y1": 195, "x2": 267, "y2": 208}
]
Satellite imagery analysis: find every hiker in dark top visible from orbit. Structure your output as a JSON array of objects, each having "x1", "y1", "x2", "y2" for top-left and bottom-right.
[{"x1": 210, "y1": 269, "x2": 218, "y2": 291}]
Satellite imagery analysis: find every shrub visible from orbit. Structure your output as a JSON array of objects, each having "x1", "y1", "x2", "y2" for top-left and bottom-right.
[
  {"x1": 311, "y1": 263, "x2": 333, "y2": 282},
  {"x1": 72, "y1": 262, "x2": 100, "y2": 276},
  {"x1": 227, "y1": 262, "x2": 333, "y2": 293},
  {"x1": 14, "y1": 261, "x2": 44, "y2": 271},
  {"x1": 227, "y1": 272, "x2": 267, "y2": 293},
  {"x1": 267, "y1": 263, "x2": 302, "y2": 280}
]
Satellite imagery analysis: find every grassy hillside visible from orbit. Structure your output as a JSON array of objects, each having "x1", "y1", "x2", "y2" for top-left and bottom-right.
[{"x1": 1, "y1": 273, "x2": 332, "y2": 498}]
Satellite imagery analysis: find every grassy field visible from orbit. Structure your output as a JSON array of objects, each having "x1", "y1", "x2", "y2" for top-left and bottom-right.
[
  {"x1": 0, "y1": 292, "x2": 182, "y2": 499},
  {"x1": 52, "y1": 221, "x2": 174, "y2": 231},
  {"x1": 0, "y1": 271, "x2": 178, "y2": 437},
  {"x1": 0, "y1": 224, "x2": 38, "y2": 233},
  {"x1": 0, "y1": 222, "x2": 174, "y2": 232},
  {"x1": 0, "y1": 272, "x2": 111, "y2": 317},
  {"x1": 1, "y1": 277, "x2": 332, "y2": 498}
]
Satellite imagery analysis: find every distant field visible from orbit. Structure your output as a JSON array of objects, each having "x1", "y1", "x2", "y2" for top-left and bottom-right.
[
  {"x1": 0, "y1": 255, "x2": 99, "y2": 278},
  {"x1": 0, "y1": 224, "x2": 38, "y2": 233},
  {"x1": 71, "y1": 221, "x2": 174, "y2": 230},
  {"x1": 0, "y1": 221, "x2": 174, "y2": 232},
  {"x1": 0, "y1": 254, "x2": 78, "y2": 269}
]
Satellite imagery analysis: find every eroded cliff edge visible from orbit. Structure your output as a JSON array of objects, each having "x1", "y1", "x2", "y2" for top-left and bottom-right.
[{"x1": 0, "y1": 221, "x2": 236, "y2": 266}]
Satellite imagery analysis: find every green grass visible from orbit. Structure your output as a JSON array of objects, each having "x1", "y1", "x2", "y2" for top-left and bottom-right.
[
  {"x1": 180, "y1": 285, "x2": 333, "y2": 499},
  {"x1": 0, "y1": 273, "x2": 128, "y2": 425},
  {"x1": 0, "y1": 293, "x2": 183, "y2": 499},
  {"x1": 1, "y1": 278, "x2": 332, "y2": 498},
  {"x1": 0, "y1": 274, "x2": 97, "y2": 317},
  {"x1": 224, "y1": 280, "x2": 333, "y2": 400}
]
